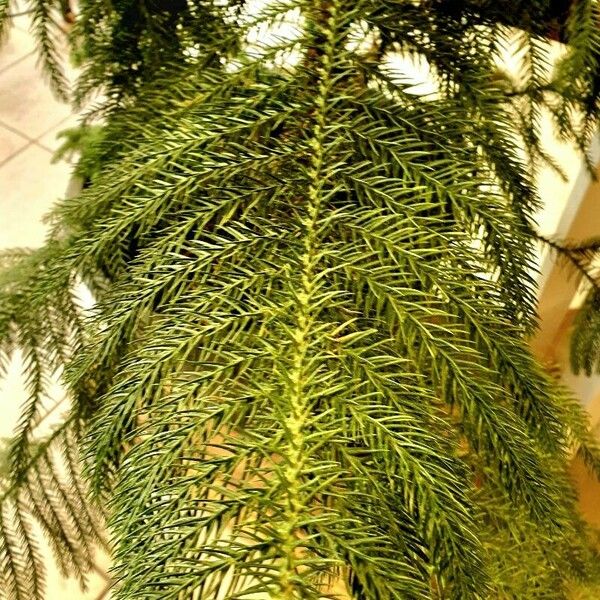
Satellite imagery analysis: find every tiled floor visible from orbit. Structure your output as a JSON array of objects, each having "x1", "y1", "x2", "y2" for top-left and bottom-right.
[
  {"x1": 0, "y1": 15, "x2": 76, "y2": 245},
  {"x1": 0, "y1": 10, "x2": 111, "y2": 600}
]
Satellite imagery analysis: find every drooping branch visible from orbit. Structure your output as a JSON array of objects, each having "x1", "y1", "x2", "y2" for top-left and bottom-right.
[{"x1": 535, "y1": 231, "x2": 600, "y2": 289}]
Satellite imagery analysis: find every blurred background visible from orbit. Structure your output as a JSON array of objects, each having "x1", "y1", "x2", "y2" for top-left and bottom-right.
[{"x1": 0, "y1": 2, "x2": 110, "y2": 598}]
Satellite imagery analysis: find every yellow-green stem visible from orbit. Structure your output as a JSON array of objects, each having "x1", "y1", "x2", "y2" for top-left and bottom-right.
[{"x1": 274, "y1": 1, "x2": 340, "y2": 598}]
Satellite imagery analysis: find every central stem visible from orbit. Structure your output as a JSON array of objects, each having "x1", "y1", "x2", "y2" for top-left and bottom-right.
[{"x1": 274, "y1": 1, "x2": 341, "y2": 598}]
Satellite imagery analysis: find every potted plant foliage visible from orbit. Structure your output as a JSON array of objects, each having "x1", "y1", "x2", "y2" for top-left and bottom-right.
[{"x1": 2, "y1": 0, "x2": 600, "y2": 598}]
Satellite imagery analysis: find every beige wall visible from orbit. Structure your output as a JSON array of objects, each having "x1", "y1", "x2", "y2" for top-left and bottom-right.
[{"x1": 531, "y1": 153, "x2": 600, "y2": 526}]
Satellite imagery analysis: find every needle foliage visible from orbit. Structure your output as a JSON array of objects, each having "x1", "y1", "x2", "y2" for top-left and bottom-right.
[{"x1": 2, "y1": 1, "x2": 600, "y2": 598}]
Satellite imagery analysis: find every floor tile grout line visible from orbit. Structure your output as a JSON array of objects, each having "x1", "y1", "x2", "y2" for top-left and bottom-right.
[
  {"x1": 0, "y1": 139, "x2": 34, "y2": 169},
  {"x1": 0, "y1": 138, "x2": 57, "y2": 171},
  {"x1": 0, "y1": 118, "x2": 37, "y2": 143},
  {"x1": 34, "y1": 139, "x2": 56, "y2": 154},
  {"x1": 35, "y1": 111, "x2": 79, "y2": 143},
  {"x1": 0, "y1": 48, "x2": 36, "y2": 76},
  {"x1": 0, "y1": 108, "x2": 76, "y2": 147},
  {"x1": 0, "y1": 118, "x2": 77, "y2": 174}
]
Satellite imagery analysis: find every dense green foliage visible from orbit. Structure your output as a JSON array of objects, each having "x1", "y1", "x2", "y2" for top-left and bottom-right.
[{"x1": 2, "y1": 0, "x2": 600, "y2": 598}]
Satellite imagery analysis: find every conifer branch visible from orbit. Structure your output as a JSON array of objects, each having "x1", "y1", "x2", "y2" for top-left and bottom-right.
[{"x1": 2, "y1": 1, "x2": 600, "y2": 598}]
